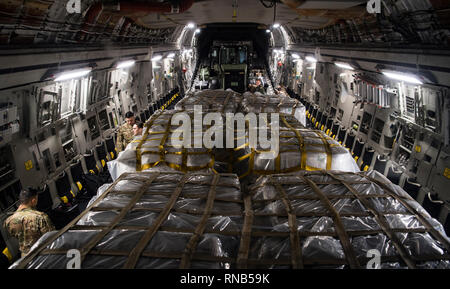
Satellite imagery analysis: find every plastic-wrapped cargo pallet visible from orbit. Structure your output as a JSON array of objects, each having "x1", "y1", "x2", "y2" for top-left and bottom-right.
[
  {"x1": 241, "y1": 92, "x2": 306, "y2": 127},
  {"x1": 247, "y1": 170, "x2": 450, "y2": 268},
  {"x1": 11, "y1": 171, "x2": 244, "y2": 269},
  {"x1": 233, "y1": 126, "x2": 360, "y2": 179},
  {"x1": 107, "y1": 109, "x2": 223, "y2": 181},
  {"x1": 10, "y1": 170, "x2": 450, "y2": 269},
  {"x1": 175, "y1": 89, "x2": 242, "y2": 113}
]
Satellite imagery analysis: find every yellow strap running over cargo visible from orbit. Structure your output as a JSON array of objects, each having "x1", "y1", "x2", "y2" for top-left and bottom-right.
[
  {"x1": 76, "y1": 181, "x2": 83, "y2": 191},
  {"x1": 281, "y1": 115, "x2": 306, "y2": 170},
  {"x1": 314, "y1": 130, "x2": 332, "y2": 170},
  {"x1": 136, "y1": 110, "x2": 164, "y2": 171}
]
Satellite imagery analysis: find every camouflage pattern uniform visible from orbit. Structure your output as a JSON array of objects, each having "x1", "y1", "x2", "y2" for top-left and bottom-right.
[
  {"x1": 116, "y1": 123, "x2": 134, "y2": 152},
  {"x1": 4, "y1": 208, "x2": 55, "y2": 257}
]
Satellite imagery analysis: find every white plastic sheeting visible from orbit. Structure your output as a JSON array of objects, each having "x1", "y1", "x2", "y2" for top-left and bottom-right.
[
  {"x1": 175, "y1": 89, "x2": 242, "y2": 113},
  {"x1": 10, "y1": 170, "x2": 450, "y2": 269},
  {"x1": 241, "y1": 92, "x2": 306, "y2": 127},
  {"x1": 234, "y1": 128, "x2": 360, "y2": 179}
]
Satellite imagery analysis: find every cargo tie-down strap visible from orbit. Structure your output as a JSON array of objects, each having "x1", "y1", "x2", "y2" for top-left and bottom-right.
[
  {"x1": 235, "y1": 114, "x2": 351, "y2": 179},
  {"x1": 135, "y1": 110, "x2": 216, "y2": 173},
  {"x1": 176, "y1": 90, "x2": 239, "y2": 113},
  {"x1": 241, "y1": 93, "x2": 303, "y2": 118},
  {"x1": 15, "y1": 171, "x2": 450, "y2": 269}
]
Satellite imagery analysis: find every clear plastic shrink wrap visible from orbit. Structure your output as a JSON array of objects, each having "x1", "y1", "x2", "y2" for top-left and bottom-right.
[
  {"x1": 107, "y1": 109, "x2": 224, "y2": 180},
  {"x1": 11, "y1": 170, "x2": 450, "y2": 269},
  {"x1": 12, "y1": 172, "x2": 243, "y2": 269},
  {"x1": 175, "y1": 89, "x2": 242, "y2": 113},
  {"x1": 246, "y1": 170, "x2": 450, "y2": 268},
  {"x1": 234, "y1": 127, "x2": 360, "y2": 179},
  {"x1": 241, "y1": 92, "x2": 306, "y2": 127}
]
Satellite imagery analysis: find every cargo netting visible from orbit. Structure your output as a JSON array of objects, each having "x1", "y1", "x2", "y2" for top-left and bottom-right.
[
  {"x1": 11, "y1": 170, "x2": 450, "y2": 269},
  {"x1": 241, "y1": 92, "x2": 306, "y2": 127},
  {"x1": 175, "y1": 89, "x2": 242, "y2": 113},
  {"x1": 233, "y1": 125, "x2": 360, "y2": 179}
]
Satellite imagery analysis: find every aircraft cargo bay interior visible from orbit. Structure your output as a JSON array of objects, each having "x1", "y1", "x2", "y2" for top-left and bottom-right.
[{"x1": 0, "y1": 0, "x2": 449, "y2": 270}]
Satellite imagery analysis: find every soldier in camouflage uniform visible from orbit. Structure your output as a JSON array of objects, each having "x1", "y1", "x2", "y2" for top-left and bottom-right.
[
  {"x1": 116, "y1": 111, "x2": 136, "y2": 152},
  {"x1": 4, "y1": 188, "x2": 55, "y2": 257}
]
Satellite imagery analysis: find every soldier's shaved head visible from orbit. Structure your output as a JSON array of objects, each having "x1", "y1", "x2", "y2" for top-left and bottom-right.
[{"x1": 19, "y1": 188, "x2": 38, "y2": 206}]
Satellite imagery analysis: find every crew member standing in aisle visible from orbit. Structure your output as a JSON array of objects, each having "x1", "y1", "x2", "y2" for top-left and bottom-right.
[
  {"x1": 4, "y1": 188, "x2": 55, "y2": 257},
  {"x1": 116, "y1": 111, "x2": 136, "y2": 152}
]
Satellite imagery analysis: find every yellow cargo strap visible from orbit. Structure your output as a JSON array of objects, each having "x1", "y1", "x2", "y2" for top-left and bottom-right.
[
  {"x1": 76, "y1": 181, "x2": 83, "y2": 191},
  {"x1": 110, "y1": 151, "x2": 115, "y2": 159},
  {"x1": 363, "y1": 165, "x2": 369, "y2": 171},
  {"x1": 89, "y1": 169, "x2": 95, "y2": 174},
  {"x1": 70, "y1": 190, "x2": 75, "y2": 198},
  {"x1": 332, "y1": 134, "x2": 336, "y2": 139},
  {"x1": 61, "y1": 196, "x2": 69, "y2": 204},
  {"x1": 2, "y1": 247, "x2": 12, "y2": 262},
  {"x1": 101, "y1": 159, "x2": 106, "y2": 167},
  {"x1": 321, "y1": 125, "x2": 324, "y2": 131},
  {"x1": 354, "y1": 156, "x2": 359, "y2": 162},
  {"x1": 96, "y1": 165, "x2": 100, "y2": 171},
  {"x1": 326, "y1": 129, "x2": 330, "y2": 135}
]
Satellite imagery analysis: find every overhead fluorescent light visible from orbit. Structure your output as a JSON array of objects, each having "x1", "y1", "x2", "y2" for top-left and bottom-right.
[
  {"x1": 273, "y1": 23, "x2": 280, "y2": 29},
  {"x1": 116, "y1": 60, "x2": 135, "y2": 69},
  {"x1": 306, "y1": 56, "x2": 317, "y2": 63},
  {"x1": 307, "y1": 65, "x2": 315, "y2": 70},
  {"x1": 335, "y1": 62, "x2": 354, "y2": 70},
  {"x1": 195, "y1": 28, "x2": 200, "y2": 34},
  {"x1": 54, "y1": 68, "x2": 91, "y2": 81},
  {"x1": 187, "y1": 23, "x2": 195, "y2": 29},
  {"x1": 166, "y1": 53, "x2": 175, "y2": 58},
  {"x1": 266, "y1": 29, "x2": 271, "y2": 33},
  {"x1": 151, "y1": 55, "x2": 162, "y2": 62},
  {"x1": 382, "y1": 71, "x2": 423, "y2": 84},
  {"x1": 291, "y1": 53, "x2": 300, "y2": 59}
]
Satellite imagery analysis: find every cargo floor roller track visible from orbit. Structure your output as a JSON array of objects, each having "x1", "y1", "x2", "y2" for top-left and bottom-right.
[{"x1": 12, "y1": 170, "x2": 450, "y2": 269}]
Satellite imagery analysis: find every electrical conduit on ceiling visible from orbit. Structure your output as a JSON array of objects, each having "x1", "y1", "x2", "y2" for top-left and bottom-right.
[{"x1": 81, "y1": 0, "x2": 194, "y2": 39}]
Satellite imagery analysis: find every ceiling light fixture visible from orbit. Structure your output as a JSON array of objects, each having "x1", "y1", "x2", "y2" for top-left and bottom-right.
[
  {"x1": 291, "y1": 53, "x2": 300, "y2": 59},
  {"x1": 335, "y1": 62, "x2": 354, "y2": 70},
  {"x1": 273, "y1": 23, "x2": 280, "y2": 29},
  {"x1": 382, "y1": 71, "x2": 423, "y2": 84},
  {"x1": 116, "y1": 60, "x2": 135, "y2": 69},
  {"x1": 54, "y1": 68, "x2": 91, "y2": 81},
  {"x1": 187, "y1": 23, "x2": 195, "y2": 29},
  {"x1": 306, "y1": 56, "x2": 317, "y2": 63},
  {"x1": 151, "y1": 55, "x2": 163, "y2": 62}
]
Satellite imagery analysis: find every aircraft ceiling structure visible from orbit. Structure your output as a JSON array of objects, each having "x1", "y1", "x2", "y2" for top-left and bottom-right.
[{"x1": 0, "y1": 0, "x2": 448, "y2": 48}]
